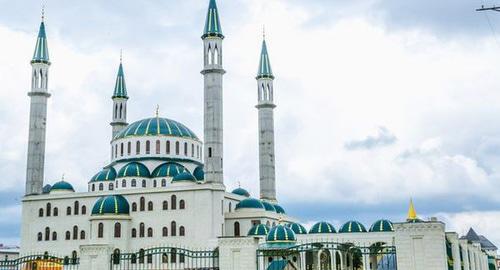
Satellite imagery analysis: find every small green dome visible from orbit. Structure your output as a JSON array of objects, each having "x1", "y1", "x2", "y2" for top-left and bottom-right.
[
  {"x1": 50, "y1": 181, "x2": 74, "y2": 192},
  {"x1": 248, "y1": 224, "x2": 270, "y2": 237},
  {"x1": 266, "y1": 224, "x2": 297, "y2": 244},
  {"x1": 90, "y1": 167, "x2": 117, "y2": 182},
  {"x1": 287, "y1": 223, "x2": 308, "y2": 234},
  {"x1": 235, "y1": 198, "x2": 265, "y2": 210},
  {"x1": 369, "y1": 220, "x2": 394, "y2": 232},
  {"x1": 309, "y1": 222, "x2": 336, "y2": 234},
  {"x1": 151, "y1": 162, "x2": 186, "y2": 178},
  {"x1": 117, "y1": 162, "x2": 150, "y2": 178},
  {"x1": 92, "y1": 195, "x2": 130, "y2": 215},
  {"x1": 273, "y1": 204, "x2": 285, "y2": 214},
  {"x1": 42, "y1": 184, "x2": 52, "y2": 194},
  {"x1": 339, "y1": 221, "x2": 367, "y2": 233},
  {"x1": 114, "y1": 117, "x2": 199, "y2": 140},
  {"x1": 232, "y1": 188, "x2": 250, "y2": 197},
  {"x1": 172, "y1": 172, "x2": 197, "y2": 182},
  {"x1": 261, "y1": 201, "x2": 277, "y2": 212},
  {"x1": 193, "y1": 166, "x2": 204, "y2": 181}
]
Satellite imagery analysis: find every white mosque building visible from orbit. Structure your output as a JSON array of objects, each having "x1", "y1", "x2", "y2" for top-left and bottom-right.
[{"x1": 11, "y1": 1, "x2": 497, "y2": 270}]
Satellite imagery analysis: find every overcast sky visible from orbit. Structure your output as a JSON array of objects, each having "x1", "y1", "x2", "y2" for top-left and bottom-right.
[{"x1": 1, "y1": 0, "x2": 500, "y2": 247}]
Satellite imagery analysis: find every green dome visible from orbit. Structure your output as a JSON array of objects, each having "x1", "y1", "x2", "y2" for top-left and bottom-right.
[
  {"x1": 287, "y1": 223, "x2": 307, "y2": 234},
  {"x1": 92, "y1": 195, "x2": 130, "y2": 215},
  {"x1": 193, "y1": 166, "x2": 204, "y2": 181},
  {"x1": 266, "y1": 224, "x2": 297, "y2": 244},
  {"x1": 90, "y1": 167, "x2": 117, "y2": 182},
  {"x1": 248, "y1": 224, "x2": 270, "y2": 237},
  {"x1": 339, "y1": 221, "x2": 367, "y2": 233},
  {"x1": 151, "y1": 162, "x2": 186, "y2": 178},
  {"x1": 261, "y1": 201, "x2": 277, "y2": 212},
  {"x1": 42, "y1": 184, "x2": 52, "y2": 194},
  {"x1": 235, "y1": 198, "x2": 265, "y2": 210},
  {"x1": 369, "y1": 220, "x2": 394, "y2": 232},
  {"x1": 117, "y1": 162, "x2": 150, "y2": 178},
  {"x1": 172, "y1": 172, "x2": 197, "y2": 182},
  {"x1": 273, "y1": 204, "x2": 285, "y2": 214},
  {"x1": 232, "y1": 188, "x2": 250, "y2": 197},
  {"x1": 50, "y1": 181, "x2": 74, "y2": 192},
  {"x1": 113, "y1": 117, "x2": 199, "y2": 140},
  {"x1": 309, "y1": 222, "x2": 336, "y2": 234}
]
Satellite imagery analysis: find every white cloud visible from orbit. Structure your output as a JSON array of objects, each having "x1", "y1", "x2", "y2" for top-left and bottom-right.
[{"x1": 438, "y1": 211, "x2": 500, "y2": 248}]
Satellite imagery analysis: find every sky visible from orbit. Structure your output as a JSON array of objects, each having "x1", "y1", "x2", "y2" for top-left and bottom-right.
[{"x1": 1, "y1": 0, "x2": 500, "y2": 247}]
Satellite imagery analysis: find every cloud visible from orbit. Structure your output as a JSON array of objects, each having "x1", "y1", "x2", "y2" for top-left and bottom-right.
[
  {"x1": 345, "y1": 126, "x2": 397, "y2": 150},
  {"x1": 437, "y1": 211, "x2": 500, "y2": 247}
]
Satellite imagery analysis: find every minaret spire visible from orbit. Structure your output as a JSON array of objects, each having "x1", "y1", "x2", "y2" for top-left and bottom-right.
[
  {"x1": 26, "y1": 13, "x2": 51, "y2": 195},
  {"x1": 256, "y1": 34, "x2": 277, "y2": 202},
  {"x1": 407, "y1": 198, "x2": 419, "y2": 221},
  {"x1": 110, "y1": 53, "x2": 129, "y2": 139}
]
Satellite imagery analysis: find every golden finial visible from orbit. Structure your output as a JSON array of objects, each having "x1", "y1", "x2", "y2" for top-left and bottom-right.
[
  {"x1": 407, "y1": 198, "x2": 418, "y2": 221},
  {"x1": 41, "y1": 5, "x2": 45, "y2": 22},
  {"x1": 155, "y1": 105, "x2": 159, "y2": 118}
]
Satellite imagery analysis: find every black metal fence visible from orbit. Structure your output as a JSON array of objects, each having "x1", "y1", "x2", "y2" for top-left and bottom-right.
[
  {"x1": 0, "y1": 253, "x2": 79, "y2": 270},
  {"x1": 110, "y1": 246, "x2": 219, "y2": 270},
  {"x1": 257, "y1": 242, "x2": 397, "y2": 270}
]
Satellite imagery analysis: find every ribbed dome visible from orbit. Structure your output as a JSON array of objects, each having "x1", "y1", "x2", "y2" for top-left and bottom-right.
[
  {"x1": 273, "y1": 204, "x2": 285, "y2": 214},
  {"x1": 114, "y1": 117, "x2": 199, "y2": 140},
  {"x1": 266, "y1": 224, "x2": 297, "y2": 244},
  {"x1": 235, "y1": 198, "x2": 265, "y2": 210},
  {"x1": 172, "y1": 172, "x2": 197, "y2": 182},
  {"x1": 151, "y1": 162, "x2": 186, "y2": 178},
  {"x1": 90, "y1": 167, "x2": 117, "y2": 182},
  {"x1": 248, "y1": 224, "x2": 270, "y2": 237},
  {"x1": 287, "y1": 223, "x2": 308, "y2": 234},
  {"x1": 261, "y1": 201, "x2": 277, "y2": 212},
  {"x1": 369, "y1": 220, "x2": 394, "y2": 232},
  {"x1": 50, "y1": 181, "x2": 74, "y2": 192},
  {"x1": 92, "y1": 195, "x2": 130, "y2": 215},
  {"x1": 309, "y1": 221, "x2": 336, "y2": 234},
  {"x1": 232, "y1": 188, "x2": 250, "y2": 197},
  {"x1": 193, "y1": 166, "x2": 204, "y2": 181},
  {"x1": 339, "y1": 221, "x2": 367, "y2": 233},
  {"x1": 117, "y1": 162, "x2": 150, "y2": 178}
]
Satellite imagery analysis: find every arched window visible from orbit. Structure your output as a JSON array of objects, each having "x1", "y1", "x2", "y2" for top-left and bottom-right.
[
  {"x1": 45, "y1": 227, "x2": 50, "y2": 241},
  {"x1": 71, "y1": 251, "x2": 78, "y2": 264},
  {"x1": 147, "y1": 254, "x2": 153, "y2": 264},
  {"x1": 161, "y1": 179, "x2": 166, "y2": 187},
  {"x1": 73, "y1": 226, "x2": 78, "y2": 240},
  {"x1": 113, "y1": 249, "x2": 120, "y2": 265},
  {"x1": 127, "y1": 142, "x2": 131, "y2": 155},
  {"x1": 162, "y1": 201, "x2": 168, "y2": 210},
  {"x1": 131, "y1": 228, "x2": 137, "y2": 238},
  {"x1": 136, "y1": 141, "x2": 140, "y2": 155},
  {"x1": 234, "y1": 222, "x2": 240, "y2": 237},
  {"x1": 171, "y1": 248, "x2": 177, "y2": 263},
  {"x1": 46, "y1": 203, "x2": 51, "y2": 217},
  {"x1": 179, "y1": 200, "x2": 185, "y2": 209},
  {"x1": 184, "y1": 142, "x2": 188, "y2": 156},
  {"x1": 153, "y1": 180, "x2": 157, "y2": 188},
  {"x1": 39, "y1": 208, "x2": 44, "y2": 217},
  {"x1": 180, "y1": 253, "x2": 185, "y2": 263},
  {"x1": 120, "y1": 143, "x2": 124, "y2": 156},
  {"x1": 229, "y1": 202, "x2": 232, "y2": 213},
  {"x1": 114, "y1": 222, "x2": 121, "y2": 238},
  {"x1": 156, "y1": 140, "x2": 161, "y2": 154},
  {"x1": 162, "y1": 253, "x2": 168, "y2": 263},
  {"x1": 147, "y1": 228, "x2": 153, "y2": 237},
  {"x1": 66, "y1": 207, "x2": 71, "y2": 216},
  {"x1": 119, "y1": 104, "x2": 122, "y2": 118},
  {"x1": 81, "y1": 205, "x2": 86, "y2": 215},
  {"x1": 197, "y1": 145, "x2": 200, "y2": 158},
  {"x1": 171, "y1": 221, "x2": 177, "y2": 236},
  {"x1": 65, "y1": 231, "x2": 70, "y2": 240},
  {"x1": 146, "y1": 141, "x2": 150, "y2": 154},
  {"x1": 132, "y1": 202, "x2": 137, "y2": 212},
  {"x1": 208, "y1": 147, "x2": 212, "y2": 157},
  {"x1": 115, "y1": 145, "x2": 118, "y2": 158},
  {"x1": 74, "y1": 201, "x2": 79, "y2": 215},
  {"x1": 122, "y1": 179, "x2": 126, "y2": 187},
  {"x1": 162, "y1": 227, "x2": 168, "y2": 237},
  {"x1": 54, "y1": 207, "x2": 58, "y2": 216},
  {"x1": 52, "y1": 231, "x2": 57, "y2": 241},
  {"x1": 139, "y1": 223, "x2": 145, "y2": 238},
  {"x1": 98, "y1": 223, "x2": 104, "y2": 238},
  {"x1": 109, "y1": 183, "x2": 114, "y2": 190},
  {"x1": 139, "y1": 249, "x2": 145, "y2": 264},
  {"x1": 166, "y1": 141, "x2": 170, "y2": 154},
  {"x1": 37, "y1": 232, "x2": 42, "y2": 241},
  {"x1": 92, "y1": 184, "x2": 95, "y2": 191},
  {"x1": 171, "y1": 195, "x2": 177, "y2": 210},
  {"x1": 80, "y1": 230, "x2": 85, "y2": 240},
  {"x1": 191, "y1": 143, "x2": 194, "y2": 157},
  {"x1": 99, "y1": 183, "x2": 104, "y2": 191},
  {"x1": 131, "y1": 179, "x2": 137, "y2": 187},
  {"x1": 140, "y1": 197, "x2": 145, "y2": 211},
  {"x1": 142, "y1": 180, "x2": 146, "y2": 188},
  {"x1": 131, "y1": 254, "x2": 137, "y2": 264},
  {"x1": 175, "y1": 142, "x2": 180, "y2": 155},
  {"x1": 179, "y1": 226, "x2": 185, "y2": 236},
  {"x1": 148, "y1": 201, "x2": 153, "y2": 211}
]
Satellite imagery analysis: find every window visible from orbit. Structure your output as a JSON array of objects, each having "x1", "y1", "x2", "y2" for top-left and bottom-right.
[
  {"x1": 234, "y1": 222, "x2": 240, "y2": 237},
  {"x1": 115, "y1": 145, "x2": 117, "y2": 158},
  {"x1": 81, "y1": 205, "x2": 86, "y2": 215},
  {"x1": 39, "y1": 208, "x2": 44, "y2": 217},
  {"x1": 131, "y1": 254, "x2": 137, "y2": 264},
  {"x1": 139, "y1": 223, "x2": 145, "y2": 238},
  {"x1": 162, "y1": 227, "x2": 168, "y2": 237},
  {"x1": 175, "y1": 142, "x2": 180, "y2": 155},
  {"x1": 99, "y1": 183, "x2": 104, "y2": 191},
  {"x1": 98, "y1": 223, "x2": 104, "y2": 238},
  {"x1": 52, "y1": 231, "x2": 57, "y2": 241},
  {"x1": 139, "y1": 249, "x2": 145, "y2": 264},
  {"x1": 148, "y1": 201, "x2": 153, "y2": 211},
  {"x1": 120, "y1": 143, "x2": 124, "y2": 156},
  {"x1": 54, "y1": 207, "x2": 58, "y2": 216},
  {"x1": 147, "y1": 254, "x2": 153, "y2": 264},
  {"x1": 45, "y1": 227, "x2": 50, "y2": 241},
  {"x1": 197, "y1": 145, "x2": 200, "y2": 158},
  {"x1": 74, "y1": 201, "x2": 79, "y2": 215},
  {"x1": 171, "y1": 221, "x2": 177, "y2": 236},
  {"x1": 184, "y1": 142, "x2": 188, "y2": 156},
  {"x1": 140, "y1": 197, "x2": 145, "y2": 211},
  {"x1": 113, "y1": 249, "x2": 120, "y2": 265},
  {"x1": 191, "y1": 144, "x2": 194, "y2": 157},
  {"x1": 161, "y1": 179, "x2": 166, "y2": 187},
  {"x1": 131, "y1": 228, "x2": 137, "y2": 238},
  {"x1": 156, "y1": 140, "x2": 161, "y2": 154},
  {"x1": 146, "y1": 141, "x2": 150, "y2": 154},
  {"x1": 153, "y1": 180, "x2": 157, "y2": 188},
  {"x1": 162, "y1": 201, "x2": 168, "y2": 210},
  {"x1": 179, "y1": 226, "x2": 185, "y2": 236},
  {"x1": 80, "y1": 231, "x2": 85, "y2": 240},
  {"x1": 65, "y1": 231, "x2": 70, "y2": 240},
  {"x1": 132, "y1": 203, "x2": 137, "y2": 212},
  {"x1": 171, "y1": 195, "x2": 177, "y2": 210},
  {"x1": 92, "y1": 184, "x2": 95, "y2": 191},
  {"x1": 127, "y1": 142, "x2": 131, "y2": 155},
  {"x1": 66, "y1": 207, "x2": 71, "y2": 216},
  {"x1": 142, "y1": 180, "x2": 146, "y2": 188},
  {"x1": 162, "y1": 253, "x2": 168, "y2": 263},
  {"x1": 136, "y1": 141, "x2": 140, "y2": 155},
  {"x1": 180, "y1": 253, "x2": 185, "y2": 263},
  {"x1": 171, "y1": 249, "x2": 177, "y2": 263},
  {"x1": 229, "y1": 202, "x2": 232, "y2": 213},
  {"x1": 179, "y1": 200, "x2": 185, "y2": 209},
  {"x1": 147, "y1": 228, "x2": 153, "y2": 237},
  {"x1": 166, "y1": 141, "x2": 170, "y2": 154},
  {"x1": 37, "y1": 232, "x2": 42, "y2": 241},
  {"x1": 46, "y1": 203, "x2": 51, "y2": 217},
  {"x1": 109, "y1": 183, "x2": 114, "y2": 190},
  {"x1": 114, "y1": 223, "x2": 121, "y2": 238},
  {"x1": 73, "y1": 226, "x2": 78, "y2": 240},
  {"x1": 131, "y1": 179, "x2": 137, "y2": 187},
  {"x1": 71, "y1": 251, "x2": 78, "y2": 264},
  {"x1": 208, "y1": 147, "x2": 212, "y2": 157},
  {"x1": 122, "y1": 179, "x2": 126, "y2": 188}
]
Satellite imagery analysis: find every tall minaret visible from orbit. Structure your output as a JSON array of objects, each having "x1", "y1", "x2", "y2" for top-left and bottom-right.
[
  {"x1": 256, "y1": 36, "x2": 277, "y2": 202},
  {"x1": 110, "y1": 55, "x2": 129, "y2": 139},
  {"x1": 201, "y1": 0, "x2": 225, "y2": 185},
  {"x1": 26, "y1": 14, "x2": 51, "y2": 196}
]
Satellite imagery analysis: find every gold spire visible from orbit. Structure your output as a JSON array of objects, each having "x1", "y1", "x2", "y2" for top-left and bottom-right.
[{"x1": 407, "y1": 198, "x2": 418, "y2": 221}]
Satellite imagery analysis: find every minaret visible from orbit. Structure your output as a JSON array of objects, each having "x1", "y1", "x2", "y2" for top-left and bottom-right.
[
  {"x1": 110, "y1": 54, "x2": 129, "y2": 139},
  {"x1": 201, "y1": 0, "x2": 225, "y2": 185},
  {"x1": 407, "y1": 198, "x2": 419, "y2": 222},
  {"x1": 256, "y1": 35, "x2": 277, "y2": 202},
  {"x1": 26, "y1": 14, "x2": 51, "y2": 196}
]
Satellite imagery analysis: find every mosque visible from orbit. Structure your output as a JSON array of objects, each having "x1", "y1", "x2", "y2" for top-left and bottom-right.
[{"x1": 12, "y1": 0, "x2": 498, "y2": 270}]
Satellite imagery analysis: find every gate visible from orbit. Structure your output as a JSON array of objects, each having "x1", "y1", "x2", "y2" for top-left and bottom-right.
[
  {"x1": 110, "y1": 246, "x2": 219, "y2": 270},
  {"x1": 0, "y1": 253, "x2": 79, "y2": 270},
  {"x1": 257, "y1": 242, "x2": 397, "y2": 270}
]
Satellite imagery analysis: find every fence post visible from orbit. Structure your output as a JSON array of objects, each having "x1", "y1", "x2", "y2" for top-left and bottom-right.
[{"x1": 79, "y1": 244, "x2": 113, "y2": 270}]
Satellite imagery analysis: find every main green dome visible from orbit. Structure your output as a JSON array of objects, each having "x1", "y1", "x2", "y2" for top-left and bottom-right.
[
  {"x1": 113, "y1": 117, "x2": 199, "y2": 141},
  {"x1": 339, "y1": 221, "x2": 367, "y2": 233},
  {"x1": 92, "y1": 195, "x2": 130, "y2": 215}
]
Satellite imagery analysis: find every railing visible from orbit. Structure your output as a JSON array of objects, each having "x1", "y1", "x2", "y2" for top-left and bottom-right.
[{"x1": 0, "y1": 254, "x2": 79, "y2": 270}]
